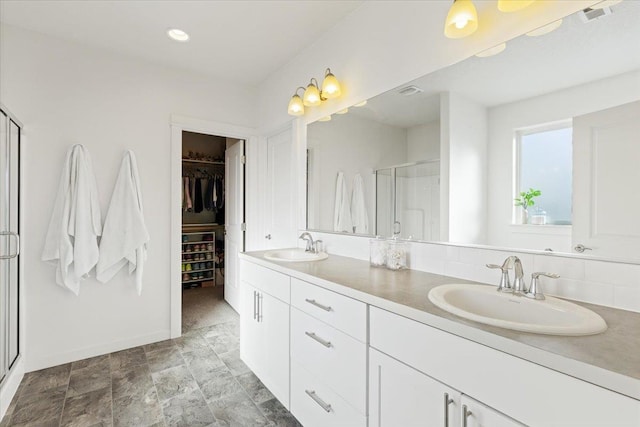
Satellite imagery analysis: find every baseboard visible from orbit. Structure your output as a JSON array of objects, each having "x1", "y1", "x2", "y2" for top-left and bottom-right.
[
  {"x1": 1, "y1": 356, "x2": 25, "y2": 421},
  {"x1": 25, "y1": 329, "x2": 171, "y2": 372}
]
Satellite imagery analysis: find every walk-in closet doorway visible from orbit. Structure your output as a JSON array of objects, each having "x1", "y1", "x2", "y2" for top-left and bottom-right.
[{"x1": 170, "y1": 117, "x2": 254, "y2": 338}]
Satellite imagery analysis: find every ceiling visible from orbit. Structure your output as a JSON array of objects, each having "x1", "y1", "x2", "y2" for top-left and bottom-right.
[
  {"x1": 349, "y1": 0, "x2": 640, "y2": 128},
  {"x1": 0, "y1": 0, "x2": 363, "y2": 86}
]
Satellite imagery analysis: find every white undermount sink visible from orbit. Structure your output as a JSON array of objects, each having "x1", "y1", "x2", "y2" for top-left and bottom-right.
[
  {"x1": 428, "y1": 284, "x2": 607, "y2": 336},
  {"x1": 263, "y1": 248, "x2": 328, "y2": 263}
]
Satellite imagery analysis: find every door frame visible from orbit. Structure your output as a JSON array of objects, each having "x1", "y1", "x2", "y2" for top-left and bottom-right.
[{"x1": 170, "y1": 115, "x2": 255, "y2": 338}]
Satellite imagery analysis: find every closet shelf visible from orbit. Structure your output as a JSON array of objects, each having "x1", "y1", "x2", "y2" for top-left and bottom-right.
[
  {"x1": 182, "y1": 277, "x2": 215, "y2": 285},
  {"x1": 182, "y1": 231, "x2": 215, "y2": 236},
  {"x1": 182, "y1": 241, "x2": 214, "y2": 245},
  {"x1": 182, "y1": 259, "x2": 213, "y2": 264},
  {"x1": 182, "y1": 159, "x2": 225, "y2": 166},
  {"x1": 182, "y1": 250, "x2": 214, "y2": 255},
  {"x1": 183, "y1": 267, "x2": 215, "y2": 273}
]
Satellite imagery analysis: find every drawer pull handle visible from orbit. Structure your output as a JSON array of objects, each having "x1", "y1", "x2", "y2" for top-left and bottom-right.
[
  {"x1": 443, "y1": 393, "x2": 454, "y2": 427},
  {"x1": 305, "y1": 331, "x2": 332, "y2": 348},
  {"x1": 253, "y1": 291, "x2": 257, "y2": 321},
  {"x1": 305, "y1": 390, "x2": 332, "y2": 413},
  {"x1": 462, "y1": 404, "x2": 472, "y2": 427},
  {"x1": 305, "y1": 298, "x2": 332, "y2": 312}
]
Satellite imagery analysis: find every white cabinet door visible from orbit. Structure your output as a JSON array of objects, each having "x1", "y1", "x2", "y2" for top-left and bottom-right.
[
  {"x1": 369, "y1": 348, "x2": 461, "y2": 427},
  {"x1": 461, "y1": 395, "x2": 524, "y2": 427},
  {"x1": 239, "y1": 282, "x2": 262, "y2": 377},
  {"x1": 224, "y1": 139, "x2": 245, "y2": 312},
  {"x1": 259, "y1": 291, "x2": 290, "y2": 409},
  {"x1": 265, "y1": 127, "x2": 297, "y2": 249},
  {"x1": 573, "y1": 101, "x2": 640, "y2": 258}
]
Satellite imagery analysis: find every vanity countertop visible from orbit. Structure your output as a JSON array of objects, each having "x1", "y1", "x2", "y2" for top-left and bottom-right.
[{"x1": 240, "y1": 250, "x2": 640, "y2": 401}]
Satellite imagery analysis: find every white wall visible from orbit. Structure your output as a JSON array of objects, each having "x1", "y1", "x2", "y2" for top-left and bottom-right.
[
  {"x1": 307, "y1": 113, "x2": 407, "y2": 233},
  {"x1": 407, "y1": 120, "x2": 440, "y2": 161},
  {"x1": 486, "y1": 70, "x2": 640, "y2": 251},
  {"x1": 0, "y1": 24, "x2": 257, "y2": 371},
  {"x1": 441, "y1": 92, "x2": 488, "y2": 244}
]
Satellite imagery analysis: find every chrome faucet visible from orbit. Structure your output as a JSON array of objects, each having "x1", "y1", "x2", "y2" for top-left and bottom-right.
[
  {"x1": 299, "y1": 232, "x2": 315, "y2": 253},
  {"x1": 525, "y1": 272, "x2": 560, "y2": 300},
  {"x1": 486, "y1": 256, "x2": 526, "y2": 294}
]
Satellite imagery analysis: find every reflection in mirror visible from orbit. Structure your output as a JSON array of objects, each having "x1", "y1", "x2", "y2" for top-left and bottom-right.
[{"x1": 307, "y1": 1, "x2": 640, "y2": 262}]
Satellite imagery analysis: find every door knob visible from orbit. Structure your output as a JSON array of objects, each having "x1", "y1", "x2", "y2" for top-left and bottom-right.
[
  {"x1": 574, "y1": 244, "x2": 592, "y2": 253},
  {"x1": 265, "y1": 234, "x2": 272, "y2": 240}
]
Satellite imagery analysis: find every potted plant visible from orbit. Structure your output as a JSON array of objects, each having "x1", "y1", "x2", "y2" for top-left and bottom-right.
[{"x1": 514, "y1": 188, "x2": 541, "y2": 224}]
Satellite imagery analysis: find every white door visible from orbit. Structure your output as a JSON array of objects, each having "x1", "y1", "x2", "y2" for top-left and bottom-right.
[
  {"x1": 573, "y1": 101, "x2": 640, "y2": 258},
  {"x1": 369, "y1": 348, "x2": 461, "y2": 427},
  {"x1": 265, "y1": 128, "x2": 297, "y2": 249},
  {"x1": 224, "y1": 140, "x2": 245, "y2": 312},
  {"x1": 0, "y1": 110, "x2": 20, "y2": 383}
]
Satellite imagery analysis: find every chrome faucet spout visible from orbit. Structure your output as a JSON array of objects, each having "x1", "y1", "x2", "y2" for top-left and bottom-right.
[{"x1": 299, "y1": 232, "x2": 315, "y2": 253}]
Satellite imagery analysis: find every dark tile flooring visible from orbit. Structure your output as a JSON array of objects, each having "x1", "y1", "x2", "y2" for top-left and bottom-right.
[{"x1": 1, "y1": 294, "x2": 301, "y2": 427}]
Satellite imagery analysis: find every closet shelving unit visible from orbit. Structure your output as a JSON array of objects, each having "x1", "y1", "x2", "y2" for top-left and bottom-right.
[
  {"x1": 182, "y1": 158, "x2": 225, "y2": 166},
  {"x1": 182, "y1": 225, "x2": 216, "y2": 289}
]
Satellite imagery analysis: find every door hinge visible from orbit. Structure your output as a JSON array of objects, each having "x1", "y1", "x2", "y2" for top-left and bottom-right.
[
  {"x1": 241, "y1": 155, "x2": 246, "y2": 164},
  {"x1": 241, "y1": 223, "x2": 247, "y2": 232}
]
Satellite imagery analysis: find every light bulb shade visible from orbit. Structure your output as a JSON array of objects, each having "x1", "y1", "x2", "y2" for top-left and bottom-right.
[
  {"x1": 497, "y1": 0, "x2": 534, "y2": 13},
  {"x1": 288, "y1": 94, "x2": 305, "y2": 116},
  {"x1": 303, "y1": 83, "x2": 321, "y2": 106},
  {"x1": 321, "y1": 71, "x2": 341, "y2": 99},
  {"x1": 444, "y1": 0, "x2": 479, "y2": 39}
]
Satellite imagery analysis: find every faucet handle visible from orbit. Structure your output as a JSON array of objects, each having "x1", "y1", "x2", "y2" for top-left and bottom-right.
[
  {"x1": 525, "y1": 272, "x2": 559, "y2": 300},
  {"x1": 486, "y1": 263, "x2": 512, "y2": 292}
]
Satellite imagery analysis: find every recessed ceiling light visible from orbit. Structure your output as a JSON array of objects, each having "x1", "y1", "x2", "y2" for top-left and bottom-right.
[
  {"x1": 526, "y1": 19, "x2": 563, "y2": 37},
  {"x1": 336, "y1": 108, "x2": 349, "y2": 114},
  {"x1": 475, "y1": 43, "x2": 507, "y2": 58},
  {"x1": 354, "y1": 100, "x2": 367, "y2": 107},
  {"x1": 167, "y1": 28, "x2": 190, "y2": 42}
]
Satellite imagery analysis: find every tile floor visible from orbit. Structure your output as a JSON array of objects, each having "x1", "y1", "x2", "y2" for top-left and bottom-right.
[{"x1": 0, "y1": 287, "x2": 301, "y2": 427}]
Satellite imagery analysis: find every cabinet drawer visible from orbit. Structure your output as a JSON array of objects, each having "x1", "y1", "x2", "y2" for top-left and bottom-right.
[
  {"x1": 291, "y1": 360, "x2": 366, "y2": 427},
  {"x1": 291, "y1": 278, "x2": 366, "y2": 341},
  {"x1": 291, "y1": 308, "x2": 366, "y2": 414},
  {"x1": 240, "y1": 259, "x2": 290, "y2": 303},
  {"x1": 370, "y1": 307, "x2": 640, "y2": 427}
]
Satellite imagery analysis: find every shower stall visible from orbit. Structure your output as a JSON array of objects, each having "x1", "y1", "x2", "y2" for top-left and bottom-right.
[{"x1": 0, "y1": 105, "x2": 21, "y2": 400}]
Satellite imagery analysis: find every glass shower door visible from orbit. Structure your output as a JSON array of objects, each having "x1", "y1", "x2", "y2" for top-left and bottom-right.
[{"x1": 0, "y1": 108, "x2": 21, "y2": 384}]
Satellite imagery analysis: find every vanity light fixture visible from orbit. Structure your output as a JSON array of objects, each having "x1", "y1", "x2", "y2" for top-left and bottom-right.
[
  {"x1": 288, "y1": 68, "x2": 342, "y2": 116},
  {"x1": 475, "y1": 42, "x2": 507, "y2": 57},
  {"x1": 497, "y1": 0, "x2": 534, "y2": 13},
  {"x1": 444, "y1": 0, "x2": 479, "y2": 39},
  {"x1": 167, "y1": 28, "x2": 190, "y2": 42},
  {"x1": 526, "y1": 19, "x2": 562, "y2": 37}
]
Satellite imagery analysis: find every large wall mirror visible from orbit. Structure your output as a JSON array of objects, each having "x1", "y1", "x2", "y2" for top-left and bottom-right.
[{"x1": 307, "y1": 1, "x2": 640, "y2": 262}]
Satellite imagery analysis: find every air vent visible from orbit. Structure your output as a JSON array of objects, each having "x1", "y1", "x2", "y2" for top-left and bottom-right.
[
  {"x1": 398, "y1": 85, "x2": 424, "y2": 96},
  {"x1": 579, "y1": 6, "x2": 612, "y2": 23}
]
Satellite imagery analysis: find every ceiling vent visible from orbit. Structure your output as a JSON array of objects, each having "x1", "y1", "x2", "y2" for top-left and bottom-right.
[
  {"x1": 579, "y1": 6, "x2": 613, "y2": 23},
  {"x1": 398, "y1": 85, "x2": 424, "y2": 96}
]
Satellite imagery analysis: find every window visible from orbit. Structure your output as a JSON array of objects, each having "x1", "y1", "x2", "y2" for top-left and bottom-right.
[{"x1": 516, "y1": 122, "x2": 572, "y2": 225}]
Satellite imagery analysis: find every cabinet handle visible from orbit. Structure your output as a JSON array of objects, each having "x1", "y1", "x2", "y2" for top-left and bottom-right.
[
  {"x1": 305, "y1": 331, "x2": 332, "y2": 348},
  {"x1": 253, "y1": 291, "x2": 257, "y2": 321},
  {"x1": 443, "y1": 393, "x2": 454, "y2": 427},
  {"x1": 305, "y1": 298, "x2": 332, "y2": 312},
  {"x1": 305, "y1": 390, "x2": 332, "y2": 413},
  {"x1": 462, "y1": 404, "x2": 472, "y2": 427},
  {"x1": 258, "y1": 293, "x2": 263, "y2": 323},
  {"x1": 0, "y1": 231, "x2": 20, "y2": 260}
]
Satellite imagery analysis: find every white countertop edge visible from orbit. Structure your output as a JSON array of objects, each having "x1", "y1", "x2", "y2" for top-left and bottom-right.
[{"x1": 239, "y1": 252, "x2": 640, "y2": 401}]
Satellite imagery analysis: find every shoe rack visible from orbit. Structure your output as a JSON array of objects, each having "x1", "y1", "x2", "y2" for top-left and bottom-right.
[{"x1": 182, "y1": 225, "x2": 215, "y2": 288}]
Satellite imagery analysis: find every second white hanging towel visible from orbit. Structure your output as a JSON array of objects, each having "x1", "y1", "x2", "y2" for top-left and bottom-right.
[
  {"x1": 333, "y1": 172, "x2": 352, "y2": 233},
  {"x1": 351, "y1": 173, "x2": 369, "y2": 234},
  {"x1": 97, "y1": 150, "x2": 149, "y2": 294}
]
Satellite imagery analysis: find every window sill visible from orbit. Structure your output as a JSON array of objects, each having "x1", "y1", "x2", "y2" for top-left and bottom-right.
[{"x1": 509, "y1": 224, "x2": 571, "y2": 236}]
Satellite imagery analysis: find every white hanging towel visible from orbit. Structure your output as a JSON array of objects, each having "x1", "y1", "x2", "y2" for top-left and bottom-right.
[
  {"x1": 42, "y1": 144, "x2": 102, "y2": 295},
  {"x1": 97, "y1": 150, "x2": 149, "y2": 295},
  {"x1": 333, "y1": 172, "x2": 352, "y2": 233},
  {"x1": 351, "y1": 173, "x2": 369, "y2": 234}
]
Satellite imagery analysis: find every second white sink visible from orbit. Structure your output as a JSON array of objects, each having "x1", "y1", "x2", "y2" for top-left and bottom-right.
[
  {"x1": 428, "y1": 284, "x2": 607, "y2": 336},
  {"x1": 264, "y1": 248, "x2": 328, "y2": 263}
]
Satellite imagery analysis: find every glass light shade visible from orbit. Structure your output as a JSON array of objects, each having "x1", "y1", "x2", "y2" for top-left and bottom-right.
[
  {"x1": 444, "y1": 0, "x2": 479, "y2": 39},
  {"x1": 288, "y1": 94, "x2": 305, "y2": 116},
  {"x1": 475, "y1": 43, "x2": 507, "y2": 58},
  {"x1": 526, "y1": 19, "x2": 562, "y2": 37},
  {"x1": 321, "y1": 72, "x2": 341, "y2": 99},
  {"x1": 303, "y1": 83, "x2": 321, "y2": 107},
  {"x1": 497, "y1": 0, "x2": 534, "y2": 13}
]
